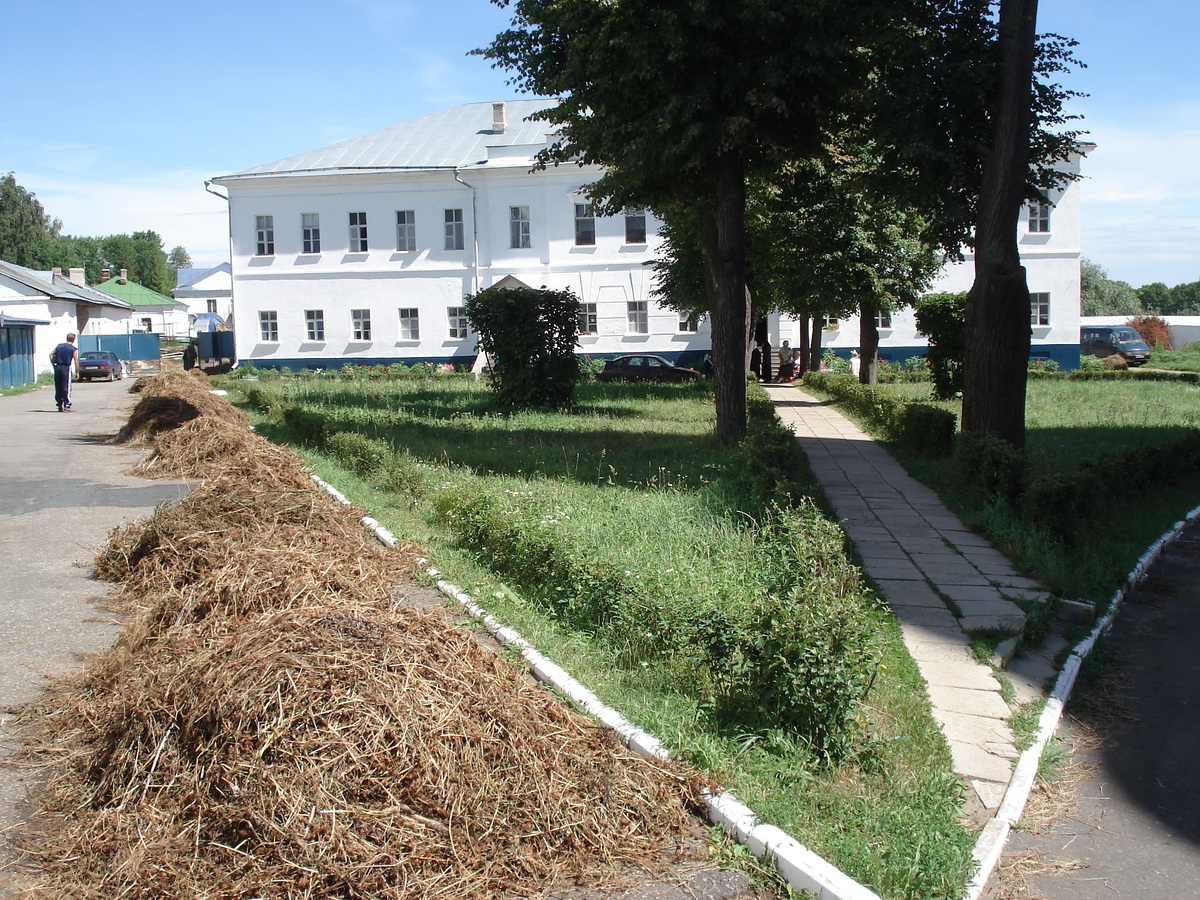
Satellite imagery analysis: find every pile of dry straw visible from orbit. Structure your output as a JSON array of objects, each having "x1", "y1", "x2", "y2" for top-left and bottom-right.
[{"x1": 11, "y1": 371, "x2": 705, "y2": 898}]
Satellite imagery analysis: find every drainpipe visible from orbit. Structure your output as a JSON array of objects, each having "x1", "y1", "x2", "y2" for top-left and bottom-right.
[
  {"x1": 205, "y1": 180, "x2": 234, "y2": 354},
  {"x1": 453, "y1": 169, "x2": 480, "y2": 297}
]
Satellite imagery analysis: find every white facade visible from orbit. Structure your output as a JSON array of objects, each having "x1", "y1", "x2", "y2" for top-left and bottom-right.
[
  {"x1": 211, "y1": 101, "x2": 710, "y2": 370},
  {"x1": 173, "y1": 263, "x2": 233, "y2": 323},
  {"x1": 776, "y1": 146, "x2": 1091, "y2": 369}
]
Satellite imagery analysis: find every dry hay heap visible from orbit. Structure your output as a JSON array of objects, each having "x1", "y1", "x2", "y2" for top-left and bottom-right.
[
  {"x1": 116, "y1": 369, "x2": 248, "y2": 446},
  {"x1": 12, "y1": 377, "x2": 704, "y2": 899}
]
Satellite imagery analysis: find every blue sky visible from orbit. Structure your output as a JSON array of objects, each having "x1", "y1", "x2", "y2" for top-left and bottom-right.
[{"x1": 3, "y1": 0, "x2": 1197, "y2": 289}]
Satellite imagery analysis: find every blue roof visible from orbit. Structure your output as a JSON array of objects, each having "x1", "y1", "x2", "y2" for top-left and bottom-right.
[{"x1": 213, "y1": 100, "x2": 557, "y2": 180}]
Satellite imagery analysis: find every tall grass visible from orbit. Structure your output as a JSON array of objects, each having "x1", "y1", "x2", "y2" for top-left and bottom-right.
[{"x1": 226, "y1": 372, "x2": 976, "y2": 900}]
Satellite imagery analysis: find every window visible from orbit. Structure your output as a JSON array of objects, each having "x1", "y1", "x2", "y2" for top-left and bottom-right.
[
  {"x1": 255, "y1": 215, "x2": 274, "y2": 256},
  {"x1": 1028, "y1": 203, "x2": 1052, "y2": 233},
  {"x1": 678, "y1": 312, "x2": 699, "y2": 333},
  {"x1": 399, "y1": 308, "x2": 420, "y2": 340},
  {"x1": 577, "y1": 302, "x2": 597, "y2": 335},
  {"x1": 305, "y1": 309, "x2": 325, "y2": 342},
  {"x1": 448, "y1": 306, "x2": 469, "y2": 339},
  {"x1": 348, "y1": 211, "x2": 368, "y2": 252},
  {"x1": 445, "y1": 208, "x2": 464, "y2": 250},
  {"x1": 574, "y1": 203, "x2": 596, "y2": 246},
  {"x1": 510, "y1": 205, "x2": 531, "y2": 249},
  {"x1": 624, "y1": 208, "x2": 647, "y2": 244},
  {"x1": 874, "y1": 310, "x2": 892, "y2": 329},
  {"x1": 396, "y1": 210, "x2": 416, "y2": 252},
  {"x1": 351, "y1": 309, "x2": 371, "y2": 341},
  {"x1": 627, "y1": 300, "x2": 648, "y2": 335},
  {"x1": 302, "y1": 213, "x2": 321, "y2": 253},
  {"x1": 1030, "y1": 292, "x2": 1050, "y2": 326},
  {"x1": 259, "y1": 310, "x2": 278, "y2": 342},
  {"x1": 206, "y1": 298, "x2": 217, "y2": 314},
  {"x1": 823, "y1": 316, "x2": 840, "y2": 330}
]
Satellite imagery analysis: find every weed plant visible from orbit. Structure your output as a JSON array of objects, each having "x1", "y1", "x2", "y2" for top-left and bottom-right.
[{"x1": 225, "y1": 372, "x2": 976, "y2": 900}]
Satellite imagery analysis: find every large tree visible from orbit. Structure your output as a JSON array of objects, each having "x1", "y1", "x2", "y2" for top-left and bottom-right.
[
  {"x1": 0, "y1": 172, "x2": 61, "y2": 268},
  {"x1": 1081, "y1": 258, "x2": 1141, "y2": 316},
  {"x1": 481, "y1": 0, "x2": 910, "y2": 441}
]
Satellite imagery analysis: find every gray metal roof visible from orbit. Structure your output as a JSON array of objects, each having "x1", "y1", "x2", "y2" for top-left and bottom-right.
[
  {"x1": 215, "y1": 100, "x2": 558, "y2": 180},
  {"x1": 0, "y1": 261, "x2": 132, "y2": 310}
]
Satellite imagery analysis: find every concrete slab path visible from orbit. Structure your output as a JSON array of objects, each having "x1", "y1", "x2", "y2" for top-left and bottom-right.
[{"x1": 764, "y1": 383, "x2": 1057, "y2": 816}]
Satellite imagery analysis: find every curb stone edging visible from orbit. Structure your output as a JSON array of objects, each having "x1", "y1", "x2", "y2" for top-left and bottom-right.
[
  {"x1": 311, "y1": 474, "x2": 882, "y2": 900},
  {"x1": 961, "y1": 502, "x2": 1200, "y2": 900}
]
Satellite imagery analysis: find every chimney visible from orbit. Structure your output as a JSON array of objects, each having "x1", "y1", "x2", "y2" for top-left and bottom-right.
[
  {"x1": 68, "y1": 267, "x2": 86, "y2": 286},
  {"x1": 119, "y1": 268, "x2": 128, "y2": 284},
  {"x1": 102, "y1": 267, "x2": 110, "y2": 281},
  {"x1": 51, "y1": 266, "x2": 62, "y2": 278},
  {"x1": 492, "y1": 102, "x2": 507, "y2": 134}
]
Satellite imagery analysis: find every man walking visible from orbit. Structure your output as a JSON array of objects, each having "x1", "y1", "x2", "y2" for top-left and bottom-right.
[{"x1": 50, "y1": 333, "x2": 78, "y2": 412}]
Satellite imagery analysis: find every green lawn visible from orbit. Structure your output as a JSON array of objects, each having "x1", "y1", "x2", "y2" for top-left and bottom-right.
[
  {"x1": 223, "y1": 371, "x2": 976, "y2": 900},
  {"x1": 1147, "y1": 345, "x2": 1200, "y2": 372}
]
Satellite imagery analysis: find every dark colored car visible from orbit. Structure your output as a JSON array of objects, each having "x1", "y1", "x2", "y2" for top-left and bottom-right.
[
  {"x1": 77, "y1": 350, "x2": 125, "y2": 381},
  {"x1": 1080, "y1": 326, "x2": 1151, "y2": 366},
  {"x1": 596, "y1": 354, "x2": 701, "y2": 383}
]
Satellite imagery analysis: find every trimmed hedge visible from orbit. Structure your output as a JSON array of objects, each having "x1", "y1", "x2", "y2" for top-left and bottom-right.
[{"x1": 803, "y1": 373, "x2": 957, "y2": 458}]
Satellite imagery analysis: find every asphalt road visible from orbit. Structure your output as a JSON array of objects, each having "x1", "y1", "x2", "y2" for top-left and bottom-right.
[
  {"x1": 985, "y1": 523, "x2": 1200, "y2": 899},
  {"x1": 0, "y1": 377, "x2": 189, "y2": 894}
]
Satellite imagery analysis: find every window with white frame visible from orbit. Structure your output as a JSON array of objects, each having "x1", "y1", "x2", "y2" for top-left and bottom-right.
[
  {"x1": 305, "y1": 309, "x2": 325, "y2": 342},
  {"x1": 510, "y1": 206, "x2": 531, "y2": 249},
  {"x1": 302, "y1": 213, "x2": 320, "y2": 253},
  {"x1": 627, "y1": 300, "x2": 648, "y2": 334},
  {"x1": 624, "y1": 208, "x2": 647, "y2": 244},
  {"x1": 206, "y1": 298, "x2": 217, "y2": 314},
  {"x1": 351, "y1": 309, "x2": 372, "y2": 341},
  {"x1": 444, "y1": 209, "x2": 464, "y2": 250},
  {"x1": 874, "y1": 310, "x2": 892, "y2": 329},
  {"x1": 823, "y1": 316, "x2": 840, "y2": 329},
  {"x1": 259, "y1": 310, "x2": 278, "y2": 342},
  {"x1": 348, "y1": 211, "x2": 368, "y2": 252},
  {"x1": 255, "y1": 215, "x2": 274, "y2": 256},
  {"x1": 396, "y1": 210, "x2": 416, "y2": 252},
  {"x1": 574, "y1": 203, "x2": 596, "y2": 246},
  {"x1": 399, "y1": 308, "x2": 420, "y2": 340},
  {"x1": 1030, "y1": 292, "x2": 1050, "y2": 326},
  {"x1": 577, "y1": 302, "x2": 597, "y2": 335},
  {"x1": 678, "y1": 311, "x2": 700, "y2": 333},
  {"x1": 1028, "y1": 202, "x2": 1052, "y2": 233},
  {"x1": 448, "y1": 306, "x2": 469, "y2": 339}
]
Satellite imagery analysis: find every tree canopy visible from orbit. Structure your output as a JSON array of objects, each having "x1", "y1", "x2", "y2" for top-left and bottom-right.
[
  {"x1": 1081, "y1": 258, "x2": 1141, "y2": 316},
  {"x1": 0, "y1": 172, "x2": 61, "y2": 268}
]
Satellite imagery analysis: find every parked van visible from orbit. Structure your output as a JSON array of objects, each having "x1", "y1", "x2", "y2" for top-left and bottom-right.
[{"x1": 1080, "y1": 326, "x2": 1151, "y2": 366}]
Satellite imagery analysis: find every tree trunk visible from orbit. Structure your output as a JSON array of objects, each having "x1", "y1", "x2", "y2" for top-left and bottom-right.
[
  {"x1": 798, "y1": 316, "x2": 811, "y2": 374},
  {"x1": 859, "y1": 300, "x2": 879, "y2": 385},
  {"x1": 702, "y1": 152, "x2": 749, "y2": 442},
  {"x1": 962, "y1": 0, "x2": 1038, "y2": 450},
  {"x1": 809, "y1": 319, "x2": 823, "y2": 372}
]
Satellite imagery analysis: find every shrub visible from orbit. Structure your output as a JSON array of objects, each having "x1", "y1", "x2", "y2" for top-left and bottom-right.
[
  {"x1": 901, "y1": 404, "x2": 956, "y2": 458},
  {"x1": 822, "y1": 348, "x2": 849, "y2": 373},
  {"x1": 914, "y1": 291, "x2": 967, "y2": 399},
  {"x1": 1128, "y1": 314, "x2": 1172, "y2": 349},
  {"x1": 1077, "y1": 354, "x2": 1108, "y2": 372},
  {"x1": 326, "y1": 431, "x2": 392, "y2": 477},
  {"x1": 464, "y1": 285, "x2": 582, "y2": 409},
  {"x1": 243, "y1": 386, "x2": 277, "y2": 415},
  {"x1": 281, "y1": 406, "x2": 330, "y2": 447},
  {"x1": 904, "y1": 355, "x2": 932, "y2": 382},
  {"x1": 955, "y1": 431, "x2": 1025, "y2": 505}
]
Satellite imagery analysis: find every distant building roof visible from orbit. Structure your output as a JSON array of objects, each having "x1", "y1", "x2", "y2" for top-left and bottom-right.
[
  {"x1": 0, "y1": 261, "x2": 132, "y2": 310},
  {"x1": 95, "y1": 276, "x2": 187, "y2": 309},
  {"x1": 212, "y1": 100, "x2": 558, "y2": 180}
]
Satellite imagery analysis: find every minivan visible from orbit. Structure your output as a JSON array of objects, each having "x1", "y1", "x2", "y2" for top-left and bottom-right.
[{"x1": 1080, "y1": 326, "x2": 1151, "y2": 366}]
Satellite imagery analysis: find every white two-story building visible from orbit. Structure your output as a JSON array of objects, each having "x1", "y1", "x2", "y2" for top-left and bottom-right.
[
  {"x1": 211, "y1": 101, "x2": 1088, "y2": 372},
  {"x1": 210, "y1": 100, "x2": 710, "y2": 371}
]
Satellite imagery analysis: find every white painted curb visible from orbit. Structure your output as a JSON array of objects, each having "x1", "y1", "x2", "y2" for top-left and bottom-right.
[
  {"x1": 311, "y1": 474, "x2": 881, "y2": 900},
  {"x1": 962, "y1": 503, "x2": 1200, "y2": 900}
]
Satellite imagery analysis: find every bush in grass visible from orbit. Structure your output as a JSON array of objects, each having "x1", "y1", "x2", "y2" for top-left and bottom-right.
[
  {"x1": 1128, "y1": 314, "x2": 1172, "y2": 349},
  {"x1": 904, "y1": 355, "x2": 932, "y2": 382},
  {"x1": 243, "y1": 386, "x2": 277, "y2": 415},
  {"x1": 281, "y1": 405, "x2": 330, "y2": 447},
  {"x1": 1077, "y1": 354, "x2": 1108, "y2": 373},
  {"x1": 901, "y1": 404, "x2": 956, "y2": 458},
  {"x1": 464, "y1": 285, "x2": 582, "y2": 409},
  {"x1": 955, "y1": 431, "x2": 1025, "y2": 505},
  {"x1": 1027, "y1": 358, "x2": 1060, "y2": 377},
  {"x1": 914, "y1": 291, "x2": 967, "y2": 399},
  {"x1": 326, "y1": 431, "x2": 392, "y2": 477}
]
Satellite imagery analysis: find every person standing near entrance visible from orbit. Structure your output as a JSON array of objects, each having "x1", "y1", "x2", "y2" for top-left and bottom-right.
[{"x1": 50, "y1": 333, "x2": 78, "y2": 412}]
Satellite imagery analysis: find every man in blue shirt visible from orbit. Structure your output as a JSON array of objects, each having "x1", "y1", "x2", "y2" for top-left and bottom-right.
[{"x1": 49, "y1": 333, "x2": 78, "y2": 412}]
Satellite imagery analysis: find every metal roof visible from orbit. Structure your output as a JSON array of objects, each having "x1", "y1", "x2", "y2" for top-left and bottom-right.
[
  {"x1": 213, "y1": 100, "x2": 558, "y2": 180},
  {"x1": 0, "y1": 261, "x2": 133, "y2": 310},
  {"x1": 95, "y1": 277, "x2": 187, "y2": 309}
]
